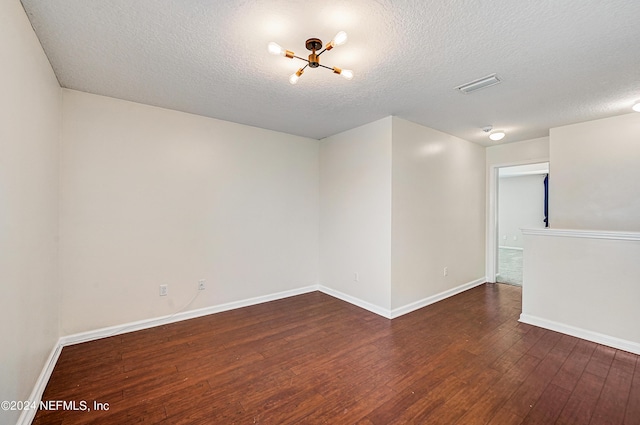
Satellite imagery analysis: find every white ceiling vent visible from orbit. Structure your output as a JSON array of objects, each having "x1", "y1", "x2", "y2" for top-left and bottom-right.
[{"x1": 455, "y1": 74, "x2": 502, "y2": 94}]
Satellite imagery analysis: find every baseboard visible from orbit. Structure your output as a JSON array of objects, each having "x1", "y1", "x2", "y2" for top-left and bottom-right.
[
  {"x1": 390, "y1": 277, "x2": 487, "y2": 318},
  {"x1": 318, "y1": 277, "x2": 487, "y2": 320},
  {"x1": 498, "y1": 245, "x2": 523, "y2": 251},
  {"x1": 16, "y1": 343, "x2": 64, "y2": 425},
  {"x1": 519, "y1": 313, "x2": 640, "y2": 355},
  {"x1": 317, "y1": 285, "x2": 392, "y2": 318},
  {"x1": 60, "y1": 285, "x2": 319, "y2": 346}
]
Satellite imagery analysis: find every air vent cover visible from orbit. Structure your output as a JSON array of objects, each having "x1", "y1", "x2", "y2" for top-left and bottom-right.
[{"x1": 455, "y1": 74, "x2": 501, "y2": 94}]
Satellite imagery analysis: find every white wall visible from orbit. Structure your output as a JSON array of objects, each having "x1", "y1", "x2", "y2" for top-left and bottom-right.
[
  {"x1": 60, "y1": 90, "x2": 319, "y2": 335},
  {"x1": 522, "y1": 230, "x2": 640, "y2": 354},
  {"x1": 521, "y1": 114, "x2": 640, "y2": 354},
  {"x1": 498, "y1": 174, "x2": 546, "y2": 248},
  {"x1": 391, "y1": 118, "x2": 485, "y2": 309},
  {"x1": 0, "y1": 1, "x2": 61, "y2": 423},
  {"x1": 486, "y1": 136, "x2": 550, "y2": 166},
  {"x1": 319, "y1": 117, "x2": 392, "y2": 311},
  {"x1": 550, "y1": 113, "x2": 640, "y2": 231}
]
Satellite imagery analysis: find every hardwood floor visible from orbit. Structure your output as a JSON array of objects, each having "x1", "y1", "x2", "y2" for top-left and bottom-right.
[{"x1": 33, "y1": 284, "x2": 639, "y2": 424}]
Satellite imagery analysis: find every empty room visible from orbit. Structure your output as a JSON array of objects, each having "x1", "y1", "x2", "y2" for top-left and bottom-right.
[{"x1": 2, "y1": 0, "x2": 639, "y2": 424}]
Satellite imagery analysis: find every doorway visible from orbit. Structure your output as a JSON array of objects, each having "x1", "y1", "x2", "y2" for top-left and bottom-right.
[{"x1": 487, "y1": 162, "x2": 549, "y2": 285}]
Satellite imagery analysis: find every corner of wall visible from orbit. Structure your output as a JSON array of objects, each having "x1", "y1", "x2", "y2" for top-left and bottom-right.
[
  {"x1": 390, "y1": 119, "x2": 486, "y2": 309},
  {"x1": 1, "y1": 1, "x2": 63, "y2": 423},
  {"x1": 319, "y1": 117, "x2": 393, "y2": 311}
]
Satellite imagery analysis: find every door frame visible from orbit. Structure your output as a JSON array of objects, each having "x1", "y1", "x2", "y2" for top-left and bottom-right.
[{"x1": 486, "y1": 158, "x2": 549, "y2": 283}]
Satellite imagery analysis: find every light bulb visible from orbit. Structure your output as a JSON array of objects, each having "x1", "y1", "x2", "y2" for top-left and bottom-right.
[
  {"x1": 633, "y1": 102, "x2": 640, "y2": 112},
  {"x1": 332, "y1": 31, "x2": 348, "y2": 47},
  {"x1": 340, "y1": 69, "x2": 354, "y2": 80},
  {"x1": 489, "y1": 130, "x2": 505, "y2": 141},
  {"x1": 268, "y1": 42, "x2": 284, "y2": 56},
  {"x1": 289, "y1": 68, "x2": 304, "y2": 85}
]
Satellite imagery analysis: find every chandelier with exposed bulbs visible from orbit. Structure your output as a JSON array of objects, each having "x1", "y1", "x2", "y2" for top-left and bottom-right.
[{"x1": 268, "y1": 31, "x2": 353, "y2": 84}]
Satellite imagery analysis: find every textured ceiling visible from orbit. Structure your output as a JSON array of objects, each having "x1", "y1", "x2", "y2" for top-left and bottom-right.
[{"x1": 20, "y1": 0, "x2": 640, "y2": 145}]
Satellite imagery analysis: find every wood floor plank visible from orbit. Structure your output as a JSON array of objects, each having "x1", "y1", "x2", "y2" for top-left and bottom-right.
[
  {"x1": 550, "y1": 339, "x2": 597, "y2": 392},
  {"x1": 501, "y1": 340, "x2": 571, "y2": 419},
  {"x1": 31, "y1": 285, "x2": 639, "y2": 424},
  {"x1": 590, "y1": 349, "x2": 636, "y2": 425},
  {"x1": 489, "y1": 327, "x2": 546, "y2": 374},
  {"x1": 453, "y1": 389, "x2": 509, "y2": 425},
  {"x1": 520, "y1": 383, "x2": 571, "y2": 424},
  {"x1": 624, "y1": 355, "x2": 640, "y2": 425},
  {"x1": 487, "y1": 406, "x2": 524, "y2": 425},
  {"x1": 555, "y1": 371, "x2": 607, "y2": 425},
  {"x1": 414, "y1": 367, "x2": 502, "y2": 424},
  {"x1": 585, "y1": 344, "x2": 616, "y2": 378}
]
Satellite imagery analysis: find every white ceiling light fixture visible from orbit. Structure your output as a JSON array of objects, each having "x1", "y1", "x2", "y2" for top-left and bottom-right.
[
  {"x1": 482, "y1": 125, "x2": 506, "y2": 141},
  {"x1": 268, "y1": 31, "x2": 353, "y2": 84},
  {"x1": 489, "y1": 130, "x2": 506, "y2": 141},
  {"x1": 455, "y1": 74, "x2": 502, "y2": 94},
  {"x1": 633, "y1": 102, "x2": 640, "y2": 112}
]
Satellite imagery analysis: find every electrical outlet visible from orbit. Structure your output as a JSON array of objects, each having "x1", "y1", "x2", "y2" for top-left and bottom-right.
[
  {"x1": 354, "y1": 273, "x2": 359, "y2": 282},
  {"x1": 198, "y1": 279, "x2": 206, "y2": 290},
  {"x1": 443, "y1": 267, "x2": 448, "y2": 277},
  {"x1": 159, "y1": 284, "x2": 168, "y2": 296}
]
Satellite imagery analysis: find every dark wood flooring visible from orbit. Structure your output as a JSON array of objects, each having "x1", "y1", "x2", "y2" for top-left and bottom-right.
[{"x1": 33, "y1": 284, "x2": 639, "y2": 424}]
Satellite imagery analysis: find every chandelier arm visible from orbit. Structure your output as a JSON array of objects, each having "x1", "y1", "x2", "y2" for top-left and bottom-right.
[
  {"x1": 317, "y1": 64, "x2": 334, "y2": 71},
  {"x1": 316, "y1": 48, "x2": 328, "y2": 56},
  {"x1": 293, "y1": 55, "x2": 309, "y2": 63}
]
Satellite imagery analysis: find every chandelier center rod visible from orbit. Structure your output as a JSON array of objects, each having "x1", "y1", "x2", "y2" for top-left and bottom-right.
[{"x1": 305, "y1": 38, "x2": 323, "y2": 68}]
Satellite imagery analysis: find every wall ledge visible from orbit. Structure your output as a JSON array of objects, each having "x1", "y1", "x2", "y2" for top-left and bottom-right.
[{"x1": 522, "y1": 228, "x2": 640, "y2": 241}]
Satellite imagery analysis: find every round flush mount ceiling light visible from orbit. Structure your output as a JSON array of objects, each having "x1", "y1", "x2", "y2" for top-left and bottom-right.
[
  {"x1": 633, "y1": 102, "x2": 640, "y2": 112},
  {"x1": 489, "y1": 130, "x2": 506, "y2": 141},
  {"x1": 268, "y1": 32, "x2": 353, "y2": 84},
  {"x1": 482, "y1": 125, "x2": 506, "y2": 141}
]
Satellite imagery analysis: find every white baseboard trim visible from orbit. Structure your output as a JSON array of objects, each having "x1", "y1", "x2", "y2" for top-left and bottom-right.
[
  {"x1": 17, "y1": 344, "x2": 64, "y2": 425},
  {"x1": 318, "y1": 278, "x2": 487, "y2": 320},
  {"x1": 519, "y1": 313, "x2": 640, "y2": 355},
  {"x1": 60, "y1": 285, "x2": 319, "y2": 346},
  {"x1": 498, "y1": 245, "x2": 524, "y2": 251},
  {"x1": 317, "y1": 285, "x2": 392, "y2": 318},
  {"x1": 390, "y1": 277, "x2": 486, "y2": 318}
]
